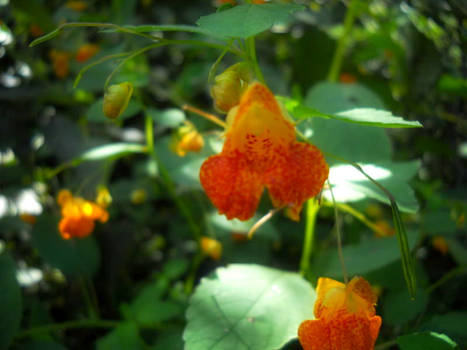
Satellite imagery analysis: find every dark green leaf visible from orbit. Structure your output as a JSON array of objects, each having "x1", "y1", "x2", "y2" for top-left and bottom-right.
[
  {"x1": 19, "y1": 341, "x2": 68, "y2": 350},
  {"x1": 96, "y1": 322, "x2": 144, "y2": 350},
  {"x1": 420, "y1": 312, "x2": 467, "y2": 346},
  {"x1": 184, "y1": 264, "x2": 315, "y2": 350},
  {"x1": 0, "y1": 251, "x2": 22, "y2": 349},
  {"x1": 31, "y1": 214, "x2": 100, "y2": 277},
  {"x1": 383, "y1": 288, "x2": 429, "y2": 325},
  {"x1": 197, "y1": 4, "x2": 305, "y2": 39},
  {"x1": 397, "y1": 332, "x2": 458, "y2": 350}
]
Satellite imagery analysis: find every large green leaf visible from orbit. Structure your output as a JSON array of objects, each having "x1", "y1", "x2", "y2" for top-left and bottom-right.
[
  {"x1": 31, "y1": 214, "x2": 100, "y2": 277},
  {"x1": 383, "y1": 288, "x2": 429, "y2": 325},
  {"x1": 197, "y1": 4, "x2": 305, "y2": 39},
  {"x1": 281, "y1": 97, "x2": 421, "y2": 128},
  {"x1": 324, "y1": 161, "x2": 420, "y2": 213},
  {"x1": 0, "y1": 251, "x2": 22, "y2": 349},
  {"x1": 397, "y1": 332, "x2": 459, "y2": 350},
  {"x1": 311, "y1": 231, "x2": 419, "y2": 279},
  {"x1": 96, "y1": 322, "x2": 144, "y2": 350},
  {"x1": 420, "y1": 312, "x2": 467, "y2": 346},
  {"x1": 184, "y1": 264, "x2": 314, "y2": 350}
]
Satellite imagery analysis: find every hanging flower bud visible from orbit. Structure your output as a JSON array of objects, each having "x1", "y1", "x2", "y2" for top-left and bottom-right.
[
  {"x1": 96, "y1": 186, "x2": 112, "y2": 208},
  {"x1": 200, "y1": 236, "x2": 222, "y2": 260},
  {"x1": 210, "y1": 62, "x2": 251, "y2": 113},
  {"x1": 170, "y1": 121, "x2": 205, "y2": 157},
  {"x1": 103, "y1": 82, "x2": 133, "y2": 119}
]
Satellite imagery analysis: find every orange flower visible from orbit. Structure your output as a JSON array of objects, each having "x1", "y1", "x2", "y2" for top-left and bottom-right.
[
  {"x1": 75, "y1": 43, "x2": 99, "y2": 62},
  {"x1": 170, "y1": 121, "x2": 205, "y2": 157},
  {"x1": 298, "y1": 277, "x2": 382, "y2": 350},
  {"x1": 432, "y1": 236, "x2": 449, "y2": 255},
  {"x1": 57, "y1": 190, "x2": 109, "y2": 240},
  {"x1": 200, "y1": 82, "x2": 328, "y2": 221},
  {"x1": 200, "y1": 236, "x2": 222, "y2": 260},
  {"x1": 49, "y1": 50, "x2": 70, "y2": 79},
  {"x1": 65, "y1": 1, "x2": 87, "y2": 11}
]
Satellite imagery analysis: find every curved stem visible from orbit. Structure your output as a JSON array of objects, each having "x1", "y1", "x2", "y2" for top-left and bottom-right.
[
  {"x1": 300, "y1": 199, "x2": 320, "y2": 278},
  {"x1": 426, "y1": 265, "x2": 467, "y2": 294},
  {"x1": 327, "y1": 0, "x2": 358, "y2": 82},
  {"x1": 246, "y1": 37, "x2": 265, "y2": 83}
]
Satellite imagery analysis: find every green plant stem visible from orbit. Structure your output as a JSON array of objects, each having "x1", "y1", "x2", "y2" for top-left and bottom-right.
[
  {"x1": 246, "y1": 37, "x2": 265, "y2": 83},
  {"x1": 327, "y1": 0, "x2": 358, "y2": 82},
  {"x1": 78, "y1": 276, "x2": 98, "y2": 319},
  {"x1": 300, "y1": 199, "x2": 320, "y2": 278},
  {"x1": 324, "y1": 201, "x2": 389, "y2": 237},
  {"x1": 145, "y1": 116, "x2": 201, "y2": 239},
  {"x1": 426, "y1": 265, "x2": 467, "y2": 294},
  {"x1": 15, "y1": 319, "x2": 120, "y2": 339},
  {"x1": 184, "y1": 251, "x2": 205, "y2": 295}
]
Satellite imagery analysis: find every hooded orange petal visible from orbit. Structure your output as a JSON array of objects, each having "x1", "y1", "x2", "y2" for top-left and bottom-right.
[
  {"x1": 299, "y1": 277, "x2": 382, "y2": 350},
  {"x1": 200, "y1": 153, "x2": 263, "y2": 220},
  {"x1": 58, "y1": 216, "x2": 95, "y2": 240}
]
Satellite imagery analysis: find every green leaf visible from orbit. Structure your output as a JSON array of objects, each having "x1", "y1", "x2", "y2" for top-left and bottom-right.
[
  {"x1": 184, "y1": 264, "x2": 315, "y2": 350},
  {"x1": 87, "y1": 98, "x2": 143, "y2": 122},
  {"x1": 31, "y1": 214, "x2": 100, "y2": 277},
  {"x1": 97, "y1": 322, "x2": 144, "y2": 350},
  {"x1": 77, "y1": 143, "x2": 146, "y2": 162},
  {"x1": 397, "y1": 332, "x2": 459, "y2": 350},
  {"x1": 19, "y1": 341, "x2": 68, "y2": 350},
  {"x1": 420, "y1": 312, "x2": 467, "y2": 346},
  {"x1": 282, "y1": 97, "x2": 422, "y2": 128},
  {"x1": 324, "y1": 161, "x2": 420, "y2": 213},
  {"x1": 197, "y1": 4, "x2": 305, "y2": 39},
  {"x1": 0, "y1": 251, "x2": 22, "y2": 349},
  {"x1": 383, "y1": 288, "x2": 429, "y2": 325},
  {"x1": 311, "y1": 230, "x2": 419, "y2": 278},
  {"x1": 147, "y1": 108, "x2": 186, "y2": 128}
]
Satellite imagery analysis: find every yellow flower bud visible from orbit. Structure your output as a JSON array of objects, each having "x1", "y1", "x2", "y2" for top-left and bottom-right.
[
  {"x1": 200, "y1": 236, "x2": 222, "y2": 260},
  {"x1": 96, "y1": 186, "x2": 112, "y2": 208},
  {"x1": 103, "y1": 82, "x2": 133, "y2": 119},
  {"x1": 170, "y1": 121, "x2": 204, "y2": 157},
  {"x1": 210, "y1": 63, "x2": 251, "y2": 113},
  {"x1": 130, "y1": 189, "x2": 147, "y2": 205}
]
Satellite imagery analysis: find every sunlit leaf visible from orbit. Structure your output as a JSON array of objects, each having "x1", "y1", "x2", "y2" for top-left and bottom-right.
[
  {"x1": 281, "y1": 97, "x2": 422, "y2": 128},
  {"x1": 397, "y1": 332, "x2": 459, "y2": 350},
  {"x1": 0, "y1": 251, "x2": 22, "y2": 349},
  {"x1": 197, "y1": 4, "x2": 305, "y2": 39},
  {"x1": 78, "y1": 143, "x2": 146, "y2": 162},
  {"x1": 96, "y1": 322, "x2": 144, "y2": 350},
  {"x1": 184, "y1": 264, "x2": 315, "y2": 350},
  {"x1": 420, "y1": 312, "x2": 467, "y2": 346}
]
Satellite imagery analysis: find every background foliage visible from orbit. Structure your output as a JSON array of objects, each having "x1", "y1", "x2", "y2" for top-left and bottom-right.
[{"x1": 0, "y1": 0, "x2": 466, "y2": 349}]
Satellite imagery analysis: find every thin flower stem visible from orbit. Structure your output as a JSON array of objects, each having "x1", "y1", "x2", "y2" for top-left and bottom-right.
[
  {"x1": 246, "y1": 37, "x2": 265, "y2": 84},
  {"x1": 183, "y1": 104, "x2": 227, "y2": 128},
  {"x1": 78, "y1": 276, "x2": 98, "y2": 319},
  {"x1": 248, "y1": 207, "x2": 282, "y2": 239},
  {"x1": 15, "y1": 319, "x2": 120, "y2": 339},
  {"x1": 324, "y1": 201, "x2": 389, "y2": 237},
  {"x1": 300, "y1": 199, "x2": 320, "y2": 278},
  {"x1": 145, "y1": 116, "x2": 201, "y2": 239},
  {"x1": 328, "y1": 180, "x2": 349, "y2": 284},
  {"x1": 327, "y1": 0, "x2": 358, "y2": 82},
  {"x1": 375, "y1": 339, "x2": 397, "y2": 350},
  {"x1": 426, "y1": 265, "x2": 467, "y2": 294},
  {"x1": 184, "y1": 251, "x2": 205, "y2": 295}
]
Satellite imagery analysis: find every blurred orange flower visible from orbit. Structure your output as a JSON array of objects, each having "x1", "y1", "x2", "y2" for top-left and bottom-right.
[
  {"x1": 298, "y1": 277, "x2": 382, "y2": 350},
  {"x1": 75, "y1": 43, "x2": 99, "y2": 62},
  {"x1": 49, "y1": 50, "x2": 70, "y2": 79},
  {"x1": 200, "y1": 82, "x2": 328, "y2": 221},
  {"x1": 200, "y1": 236, "x2": 222, "y2": 260},
  {"x1": 57, "y1": 190, "x2": 109, "y2": 240},
  {"x1": 65, "y1": 1, "x2": 87, "y2": 11},
  {"x1": 170, "y1": 121, "x2": 205, "y2": 157}
]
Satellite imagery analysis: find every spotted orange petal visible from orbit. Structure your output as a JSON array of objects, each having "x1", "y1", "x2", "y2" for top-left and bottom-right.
[
  {"x1": 264, "y1": 142, "x2": 328, "y2": 220},
  {"x1": 200, "y1": 153, "x2": 263, "y2": 220}
]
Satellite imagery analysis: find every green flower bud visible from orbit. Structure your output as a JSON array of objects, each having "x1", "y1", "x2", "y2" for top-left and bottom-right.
[{"x1": 103, "y1": 82, "x2": 133, "y2": 119}]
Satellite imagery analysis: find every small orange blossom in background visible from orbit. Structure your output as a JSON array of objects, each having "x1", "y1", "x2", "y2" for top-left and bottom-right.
[
  {"x1": 298, "y1": 276, "x2": 382, "y2": 350},
  {"x1": 57, "y1": 189, "x2": 109, "y2": 240},
  {"x1": 200, "y1": 82, "x2": 328, "y2": 221}
]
